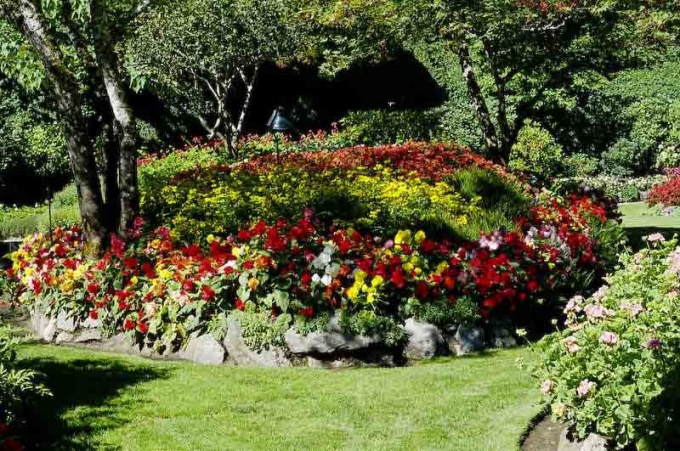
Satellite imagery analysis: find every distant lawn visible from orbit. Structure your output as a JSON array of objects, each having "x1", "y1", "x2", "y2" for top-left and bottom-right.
[
  {"x1": 16, "y1": 344, "x2": 539, "y2": 451},
  {"x1": 619, "y1": 202, "x2": 680, "y2": 248}
]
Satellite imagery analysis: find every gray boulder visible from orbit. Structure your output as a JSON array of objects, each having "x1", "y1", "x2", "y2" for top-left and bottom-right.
[
  {"x1": 558, "y1": 427, "x2": 609, "y2": 451},
  {"x1": 55, "y1": 331, "x2": 74, "y2": 344},
  {"x1": 403, "y1": 318, "x2": 446, "y2": 360},
  {"x1": 448, "y1": 324, "x2": 485, "y2": 356},
  {"x1": 178, "y1": 334, "x2": 226, "y2": 365},
  {"x1": 223, "y1": 318, "x2": 290, "y2": 367},
  {"x1": 489, "y1": 325, "x2": 517, "y2": 349},
  {"x1": 41, "y1": 318, "x2": 57, "y2": 342},
  {"x1": 56, "y1": 310, "x2": 78, "y2": 332},
  {"x1": 284, "y1": 317, "x2": 382, "y2": 354},
  {"x1": 74, "y1": 329, "x2": 103, "y2": 343}
]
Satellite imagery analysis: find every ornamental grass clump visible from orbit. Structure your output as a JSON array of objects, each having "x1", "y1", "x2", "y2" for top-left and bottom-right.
[{"x1": 534, "y1": 237, "x2": 680, "y2": 450}]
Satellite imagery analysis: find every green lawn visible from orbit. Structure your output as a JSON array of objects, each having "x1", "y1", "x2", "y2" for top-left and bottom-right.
[
  {"x1": 619, "y1": 202, "x2": 680, "y2": 248},
  {"x1": 16, "y1": 343, "x2": 539, "y2": 451}
]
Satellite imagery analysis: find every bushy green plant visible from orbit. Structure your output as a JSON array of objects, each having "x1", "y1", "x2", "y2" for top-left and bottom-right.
[
  {"x1": 411, "y1": 296, "x2": 479, "y2": 327},
  {"x1": 562, "y1": 153, "x2": 599, "y2": 178},
  {"x1": 510, "y1": 121, "x2": 564, "y2": 184},
  {"x1": 0, "y1": 324, "x2": 50, "y2": 426},
  {"x1": 337, "y1": 310, "x2": 405, "y2": 347},
  {"x1": 228, "y1": 310, "x2": 292, "y2": 352},
  {"x1": 601, "y1": 138, "x2": 650, "y2": 177},
  {"x1": 533, "y1": 238, "x2": 680, "y2": 449},
  {"x1": 338, "y1": 109, "x2": 441, "y2": 145},
  {"x1": 447, "y1": 168, "x2": 531, "y2": 239}
]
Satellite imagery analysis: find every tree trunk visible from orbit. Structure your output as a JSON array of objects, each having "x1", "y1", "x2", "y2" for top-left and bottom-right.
[
  {"x1": 7, "y1": 0, "x2": 107, "y2": 254},
  {"x1": 103, "y1": 120, "x2": 121, "y2": 231},
  {"x1": 92, "y1": 1, "x2": 139, "y2": 235},
  {"x1": 231, "y1": 65, "x2": 260, "y2": 156},
  {"x1": 454, "y1": 41, "x2": 504, "y2": 164}
]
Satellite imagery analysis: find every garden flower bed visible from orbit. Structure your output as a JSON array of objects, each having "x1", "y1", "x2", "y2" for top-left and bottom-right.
[
  {"x1": 2, "y1": 144, "x2": 624, "y2": 367},
  {"x1": 533, "y1": 236, "x2": 680, "y2": 450}
]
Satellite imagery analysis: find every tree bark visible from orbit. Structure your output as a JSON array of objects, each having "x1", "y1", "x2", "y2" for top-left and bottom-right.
[
  {"x1": 92, "y1": 0, "x2": 139, "y2": 235},
  {"x1": 231, "y1": 65, "x2": 260, "y2": 155},
  {"x1": 454, "y1": 41, "x2": 504, "y2": 164},
  {"x1": 103, "y1": 119, "x2": 121, "y2": 230},
  {"x1": 6, "y1": 0, "x2": 106, "y2": 254}
]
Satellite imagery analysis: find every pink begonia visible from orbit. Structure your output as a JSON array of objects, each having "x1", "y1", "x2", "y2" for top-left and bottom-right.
[
  {"x1": 622, "y1": 302, "x2": 644, "y2": 317},
  {"x1": 564, "y1": 295, "x2": 584, "y2": 314},
  {"x1": 584, "y1": 303, "x2": 612, "y2": 321},
  {"x1": 646, "y1": 233, "x2": 666, "y2": 243},
  {"x1": 540, "y1": 380, "x2": 554, "y2": 395},
  {"x1": 668, "y1": 250, "x2": 680, "y2": 274},
  {"x1": 577, "y1": 379, "x2": 596, "y2": 398},
  {"x1": 564, "y1": 336, "x2": 580, "y2": 353},
  {"x1": 599, "y1": 331, "x2": 618, "y2": 345}
]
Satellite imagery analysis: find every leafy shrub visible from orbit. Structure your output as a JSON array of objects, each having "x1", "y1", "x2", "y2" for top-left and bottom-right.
[
  {"x1": 228, "y1": 310, "x2": 292, "y2": 352},
  {"x1": 510, "y1": 121, "x2": 564, "y2": 184},
  {"x1": 601, "y1": 138, "x2": 649, "y2": 177},
  {"x1": 533, "y1": 238, "x2": 680, "y2": 450},
  {"x1": 648, "y1": 177, "x2": 680, "y2": 206},
  {"x1": 617, "y1": 184, "x2": 640, "y2": 203},
  {"x1": 338, "y1": 109, "x2": 441, "y2": 145},
  {"x1": 0, "y1": 322, "x2": 50, "y2": 444},
  {"x1": 553, "y1": 175, "x2": 667, "y2": 203},
  {"x1": 562, "y1": 153, "x2": 599, "y2": 178},
  {"x1": 447, "y1": 167, "x2": 531, "y2": 239}
]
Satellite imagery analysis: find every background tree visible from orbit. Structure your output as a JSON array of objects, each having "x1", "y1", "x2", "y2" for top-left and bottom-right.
[
  {"x1": 0, "y1": 0, "x2": 151, "y2": 252},
  {"x1": 128, "y1": 0, "x2": 304, "y2": 158}
]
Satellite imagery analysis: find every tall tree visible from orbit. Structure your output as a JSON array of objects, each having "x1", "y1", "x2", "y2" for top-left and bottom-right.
[{"x1": 0, "y1": 0, "x2": 148, "y2": 252}]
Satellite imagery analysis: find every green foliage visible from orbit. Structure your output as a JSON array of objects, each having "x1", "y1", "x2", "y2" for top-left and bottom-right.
[
  {"x1": 601, "y1": 138, "x2": 649, "y2": 177},
  {"x1": 412, "y1": 296, "x2": 479, "y2": 328},
  {"x1": 448, "y1": 167, "x2": 531, "y2": 239},
  {"x1": 229, "y1": 310, "x2": 292, "y2": 352},
  {"x1": 0, "y1": 324, "x2": 50, "y2": 425},
  {"x1": 510, "y1": 121, "x2": 564, "y2": 183},
  {"x1": 338, "y1": 109, "x2": 441, "y2": 145},
  {"x1": 337, "y1": 310, "x2": 405, "y2": 347},
  {"x1": 534, "y1": 239, "x2": 680, "y2": 449},
  {"x1": 561, "y1": 154, "x2": 599, "y2": 179}
]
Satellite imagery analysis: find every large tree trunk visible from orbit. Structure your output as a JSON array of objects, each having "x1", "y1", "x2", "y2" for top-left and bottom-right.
[
  {"x1": 92, "y1": 1, "x2": 139, "y2": 235},
  {"x1": 103, "y1": 120, "x2": 121, "y2": 230},
  {"x1": 454, "y1": 41, "x2": 505, "y2": 164},
  {"x1": 7, "y1": 0, "x2": 107, "y2": 254}
]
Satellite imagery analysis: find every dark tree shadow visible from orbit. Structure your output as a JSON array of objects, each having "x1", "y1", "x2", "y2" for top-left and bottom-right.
[
  {"x1": 15, "y1": 355, "x2": 171, "y2": 450},
  {"x1": 624, "y1": 226, "x2": 680, "y2": 251}
]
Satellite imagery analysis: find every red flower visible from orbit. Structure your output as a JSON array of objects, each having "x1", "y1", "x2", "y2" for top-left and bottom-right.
[
  {"x1": 201, "y1": 285, "x2": 216, "y2": 301},
  {"x1": 300, "y1": 272, "x2": 312, "y2": 288},
  {"x1": 1, "y1": 438, "x2": 23, "y2": 451},
  {"x1": 390, "y1": 269, "x2": 406, "y2": 288},
  {"x1": 138, "y1": 321, "x2": 149, "y2": 334},
  {"x1": 237, "y1": 229, "x2": 252, "y2": 241},
  {"x1": 87, "y1": 283, "x2": 99, "y2": 295},
  {"x1": 234, "y1": 298, "x2": 246, "y2": 311},
  {"x1": 124, "y1": 318, "x2": 136, "y2": 331},
  {"x1": 527, "y1": 280, "x2": 540, "y2": 292},
  {"x1": 415, "y1": 281, "x2": 429, "y2": 300},
  {"x1": 182, "y1": 280, "x2": 196, "y2": 292},
  {"x1": 89, "y1": 309, "x2": 98, "y2": 320},
  {"x1": 299, "y1": 307, "x2": 314, "y2": 318}
]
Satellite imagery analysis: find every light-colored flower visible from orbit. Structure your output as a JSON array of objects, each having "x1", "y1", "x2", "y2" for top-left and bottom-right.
[
  {"x1": 599, "y1": 331, "x2": 618, "y2": 345},
  {"x1": 646, "y1": 233, "x2": 666, "y2": 243},
  {"x1": 577, "y1": 379, "x2": 596, "y2": 398},
  {"x1": 564, "y1": 336, "x2": 580, "y2": 353},
  {"x1": 540, "y1": 380, "x2": 554, "y2": 395}
]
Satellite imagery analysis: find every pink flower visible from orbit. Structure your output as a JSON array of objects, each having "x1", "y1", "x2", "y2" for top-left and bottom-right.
[
  {"x1": 646, "y1": 338, "x2": 662, "y2": 350},
  {"x1": 599, "y1": 331, "x2": 618, "y2": 346},
  {"x1": 564, "y1": 295, "x2": 584, "y2": 314},
  {"x1": 646, "y1": 233, "x2": 665, "y2": 243},
  {"x1": 564, "y1": 336, "x2": 580, "y2": 353},
  {"x1": 584, "y1": 304, "x2": 611, "y2": 321},
  {"x1": 577, "y1": 379, "x2": 596, "y2": 398},
  {"x1": 540, "y1": 380, "x2": 554, "y2": 395}
]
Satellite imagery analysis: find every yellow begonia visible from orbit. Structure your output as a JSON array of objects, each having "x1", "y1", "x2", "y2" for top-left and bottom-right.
[
  {"x1": 415, "y1": 230, "x2": 426, "y2": 244},
  {"x1": 394, "y1": 230, "x2": 412, "y2": 245},
  {"x1": 371, "y1": 275, "x2": 384, "y2": 288},
  {"x1": 207, "y1": 234, "x2": 216, "y2": 244}
]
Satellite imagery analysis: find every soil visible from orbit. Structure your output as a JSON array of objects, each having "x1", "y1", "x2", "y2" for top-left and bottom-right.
[{"x1": 522, "y1": 416, "x2": 563, "y2": 451}]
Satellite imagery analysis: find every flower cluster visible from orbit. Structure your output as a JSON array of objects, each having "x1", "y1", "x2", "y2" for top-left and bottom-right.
[
  {"x1": 648, "y1": 176, "x2": 680, "y2": 206},
  {"x1": 7, "y1": 190, "x2": 612, "y2": 352},
  {"x1": 534, "y1": 238, "x2": 680, "y2": 449}
]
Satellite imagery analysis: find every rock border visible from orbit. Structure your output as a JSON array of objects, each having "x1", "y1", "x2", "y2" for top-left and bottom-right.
[{"x1": 29, "y1": 307, "x2": 518, "y2": 367}]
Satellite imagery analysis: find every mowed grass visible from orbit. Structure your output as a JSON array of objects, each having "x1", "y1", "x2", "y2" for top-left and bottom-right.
[
  {"x1": 619, "y1": 202, "x2": 680, "y2": 248},
  {"x1": 17, "y1": 343, "x2": 539, "y2": 451}
]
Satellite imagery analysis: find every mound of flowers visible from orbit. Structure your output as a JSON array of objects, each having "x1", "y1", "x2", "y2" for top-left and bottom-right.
[
  {"x1": 140, "y1": 143, "x2": 516, "y2": 241},
  {"x1": 5, "y1": 189, "x2": 617, "y2": 357},
  {"x1": 648, "y1": 176, "x2": 680, "y2": 206},
  {"x1": 534, "y1": 236, "x2": 680, "y2": 450}
]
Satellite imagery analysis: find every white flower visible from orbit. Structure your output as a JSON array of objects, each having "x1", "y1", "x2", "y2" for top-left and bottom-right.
[{"x1": 321, "y1": 274, "x2": 332, "y2": 286}]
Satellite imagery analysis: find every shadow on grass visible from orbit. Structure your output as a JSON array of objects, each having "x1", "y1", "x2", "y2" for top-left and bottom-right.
[
  {"x1": 624, "y1": 226, "x2": 680, "y2": 251},
  {"x1": 16, "y1": 355, "x2": 171, "y2": 450}
]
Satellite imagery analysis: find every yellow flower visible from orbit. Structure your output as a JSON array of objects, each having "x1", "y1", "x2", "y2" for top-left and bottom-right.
[
  {"x1": 207, "y1": 234, "x2": 216, "y2": 244},
  {"x1": 130, "y1": 276, "x2": 138, "y2": 286},
  {"x1": 403, "y1": 262, "x2": 414, "y2": 272},
  {"x1": 394, "y1": 230, "x2": 412, "y2": 245},
  {"x1": 232, "y1": 247, "x2": 242, "y2": 258},
  {"x1": 354, "y1": 270, "x2": 367, "y2": 284},
  {"x1": 367, "y1": 292, "x2": 376, "y2": 303},
  {"x1": 371, "y1": 275, "x2": 384, "y2": 288},
  {"x1": 436, "y1": 261, "x2": 449, "y2": 274},
  {"x1": 248, "y1": 277, "x2": 259, "y2": 291},
  {"x1": 347, "y1": 285, "x2": 360, "y2": 300},
  {"x1": 415, "y1": 230, "x2": 426, "y2": 244},
  {"x1": 159, "y1": 269, "x2": 173, "y2": 280}
]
